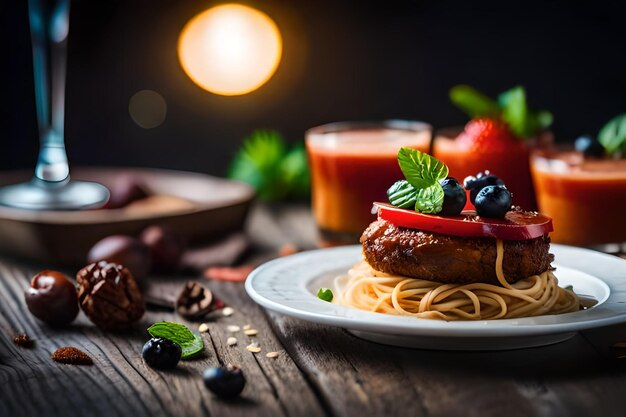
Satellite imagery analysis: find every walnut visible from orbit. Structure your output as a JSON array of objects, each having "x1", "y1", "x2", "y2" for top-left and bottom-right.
[
  {"x1": 77, "y1": 261, "x2": 145, "y2": 330},
  {"x1": 176, "y1": 281, "x2": 215, "y2": 320}
]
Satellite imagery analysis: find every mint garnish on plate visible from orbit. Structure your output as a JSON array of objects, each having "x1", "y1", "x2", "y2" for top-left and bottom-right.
[
  {"x1": 147, "y1": 321, "x2": 204, "y2": 359},
  {"x1": 317, "y1": 288, "x2": 334, "y2": 302},
  {"x1": 387, "y1": 148, "x2": 449, "y2": 214}
]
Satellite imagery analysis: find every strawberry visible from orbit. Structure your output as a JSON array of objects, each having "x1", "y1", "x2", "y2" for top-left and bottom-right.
[{"x1": 456, "y1": 118, "x2": 522, "y2": 152}]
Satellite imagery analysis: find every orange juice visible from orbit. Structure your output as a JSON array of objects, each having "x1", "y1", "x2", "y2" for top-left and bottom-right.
[
  {"x1": 306, "y1": 121, "x2": 431, "y2": 244},
  {"x1": 433, "y1": 131, "x2": 537, "y2": 210},
  {"x1": 531, "y1": 149, "x2": 626, "y2": 245}
]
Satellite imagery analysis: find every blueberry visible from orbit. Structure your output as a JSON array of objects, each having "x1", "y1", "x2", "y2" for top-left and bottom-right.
[
  {"x1": 464, "y1": 172, "x2": 505, "y2": 204},
  {"x1": 439, "y1": 177, "x2": 467, "y2": 215},
  {"x1": 463, "y1": 175, "x2": 477, "y2": 189},
  {"x1": 203, "y1": 365, "x2": 246, "y2": 398},
  {"x1": 574, "y1": 135, "x2": 605, "y2": 158},
  {"x1": 474, "y1": 185, "x2": 512, "y2": 218},
  {"x1": 142, "y1": 338, "x2": 182, "y2": 369}
]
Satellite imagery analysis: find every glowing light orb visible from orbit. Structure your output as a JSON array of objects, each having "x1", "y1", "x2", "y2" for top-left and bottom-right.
[{"x1": 178, "y1": 4, "x2": 283, "y2": 96}]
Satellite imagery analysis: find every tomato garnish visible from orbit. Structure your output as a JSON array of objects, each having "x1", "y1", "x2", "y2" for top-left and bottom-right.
[{"x1": 375, "y1": 202, "x2": 553, "y2": 240}]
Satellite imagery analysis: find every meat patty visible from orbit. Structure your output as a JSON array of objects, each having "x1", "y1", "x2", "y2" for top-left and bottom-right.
[{"x1": 360, "y1": 219, "x2": 553, "y2": 285}]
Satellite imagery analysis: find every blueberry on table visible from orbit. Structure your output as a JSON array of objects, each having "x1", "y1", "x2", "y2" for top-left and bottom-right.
[
  {"x1": 142, "y1": 338, "x2": 182, "y2": 369},
  {"x1": 474, "y1": 185, "x2": 512, "y2": 218},
  {"x1": 439, "y1": 177, "x2": 467, "y2": 215},
  {"x1": 203, "y1": 365, "x2": 246, "y2": 398},
  {"x1": 575, "y1": 135, "x2": 605, "y2": 158}
]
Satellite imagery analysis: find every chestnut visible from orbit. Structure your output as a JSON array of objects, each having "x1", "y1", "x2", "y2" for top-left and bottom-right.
[
  {"x1": 24, "y1": 270, "x2": 79, "y2": 326},
  {"x1": 87, "y1": 235, "x2": 152, "y2": 281},
  {"x1": 140, "y1": 225, "x2": 186, "y2": 271}
]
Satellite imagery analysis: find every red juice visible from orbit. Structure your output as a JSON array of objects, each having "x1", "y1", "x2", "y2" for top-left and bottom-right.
[{"x1": 306, "y1": 123, "x2": 431, "y2": 244}]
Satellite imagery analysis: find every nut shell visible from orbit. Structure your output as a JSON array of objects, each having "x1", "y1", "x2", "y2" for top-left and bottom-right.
[
  {"x1": 176, "y1": 281, "x2": 213, "y2": 320},
  {"x1": 77, "y1": 261, "x2": 145, "y2": 330}
]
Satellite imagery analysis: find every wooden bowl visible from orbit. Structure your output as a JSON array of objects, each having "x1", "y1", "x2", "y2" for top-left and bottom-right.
[{"x1": 0, "y1": 167, "x2": 255, "y2": 266}]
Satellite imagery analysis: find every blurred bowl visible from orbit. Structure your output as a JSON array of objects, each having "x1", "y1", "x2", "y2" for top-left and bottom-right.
[{"x1": 0, "y1": 167, "x2": 255, "y2": 266}]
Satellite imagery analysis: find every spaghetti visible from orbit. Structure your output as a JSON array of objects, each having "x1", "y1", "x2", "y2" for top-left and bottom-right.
[{"x1": 335, "y1": 239, "x2": 580, "y2": 320}]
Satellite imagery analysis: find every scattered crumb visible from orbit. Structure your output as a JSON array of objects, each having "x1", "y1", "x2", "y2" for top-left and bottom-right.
[
  {"x1": 51, "y1": 347, "x2": 93, "y2": 365},
  {"x1": 204, "y1": 265, "x2": 254, "y2": 282},
  {"x1": 226, "y1": 325, "x2": 241, "y2": 333},
  {"x1": 243, "y1": 324, "x2": 251, "y2": 330},
  {"x1": 279, "y1": 243, "x2": 298, "y2": 257},
  {"x1": 198, "y1": 323, "x2": 210, "y2": 333},
  {"x1": 244, "y1": 329, "x2": 258, "y2": 336},
  {"x1": 222, "y1": 307, "x2": 235, "y2": 317},
  {"x1": 246, "y1": 343, "x2": 261, "y2": 353},
  {"x1": 227, "y1": 337, "x2": 238, "y2": 346},
  {"x1": 266, "y1": 351, "x2": 279, "y2": 358},
  {"x1": 13, "y1": 334, "x2": 34, "y2": 348}
]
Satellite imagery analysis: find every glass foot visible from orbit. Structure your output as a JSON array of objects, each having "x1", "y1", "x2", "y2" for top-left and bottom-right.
[{"x1": 0, "y1": 177, "x2": 109, "y2": 210}]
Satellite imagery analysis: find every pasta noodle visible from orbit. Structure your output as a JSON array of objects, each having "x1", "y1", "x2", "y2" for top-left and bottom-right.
[{"x1": 335, "y1": 239, "x2": 581, "y2": 320}]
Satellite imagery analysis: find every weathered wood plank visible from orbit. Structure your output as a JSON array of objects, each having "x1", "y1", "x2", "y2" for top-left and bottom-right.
[
  {"x1": 0, "y1": 259, "x2": 326, "y2": 417},
  {"x1": 268, "y1": 312, "x2": 626, "y2": 417}
]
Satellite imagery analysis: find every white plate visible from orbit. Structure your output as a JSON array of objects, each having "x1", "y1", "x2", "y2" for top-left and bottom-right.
[{"x1": 245, "y1": 244, "x2": 626, "y2": 350}]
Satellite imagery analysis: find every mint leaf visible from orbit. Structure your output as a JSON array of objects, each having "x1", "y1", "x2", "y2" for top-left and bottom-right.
[
  {"x1": 387, "y1": 180, "x2": 418, "y2": 209},
  {"x1": 317, "y1": 288, "x2": 333, "y2": 302},
  {"x1": 499, "y1": 86, "x2": 553, "y2": 139},
  {"x1": 499, "y1": 86, "x2": 528, "y2": 138},
  {"x1": 450, "y1": 85, "x2": 500, "y2": 118},
  {"x1": 147, "y1": 322, "x2": 204, "y2": 359},
  {"x1": 397, "y1": 147, "x2": 448, "y2": 189},
  {"x1": 414, "y1": 183, "x2": 444, "y2": 214},
  {"x1": 598, "y1": 113, "x2": 626, "y2": 154}
]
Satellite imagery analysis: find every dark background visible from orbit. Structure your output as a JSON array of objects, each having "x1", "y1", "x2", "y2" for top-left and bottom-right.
[{"x1": 1, "y1": 0, "x2": 625, "y2": 177}]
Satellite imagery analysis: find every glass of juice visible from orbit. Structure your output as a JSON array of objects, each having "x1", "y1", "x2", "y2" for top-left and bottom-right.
[
  {"x1": 306, "y1": 120, "x2": 432, "y2": 246},
  {"x1": 530, "y1": 147, "x2": 626, "y2": 247},
  {"x1": 432, "y1": 127, "x2": 537, "y2": 210}
]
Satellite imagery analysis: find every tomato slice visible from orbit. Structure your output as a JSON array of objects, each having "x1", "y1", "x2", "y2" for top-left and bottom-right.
[{"x1": 375, "y1": 202, "x2": 553, "y2": 240}]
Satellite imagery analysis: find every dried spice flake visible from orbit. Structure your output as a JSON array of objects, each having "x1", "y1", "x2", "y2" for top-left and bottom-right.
[
  {"x1": 246, "y1": 342, "x2": 261, "y2": 353},
  {"x1": 266, "y1": 352, "x2": 279, "y2": 358},
  {"x1": 227, "y1": 337, "x2": 238, "y2": 346},
  {"x1": 52, "y1": 347, "x2": 93, "y2": 365},
  {"x1": 222, "y1": 307, "x2": 235, "y2": 317},
  {"x1": 226, "y1": 325, "x2": 241, "y2": 333},
  {"x1": 13, "y1": 334, "x2": 34, "y2": 348},
  {"x1": 243, "y1": 329, "x2": 258, "y2": 336}
]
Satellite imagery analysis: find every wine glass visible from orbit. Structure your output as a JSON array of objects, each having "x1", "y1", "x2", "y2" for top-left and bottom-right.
[{"x1": 0, "y1": 0, "x2": 109, "y2": 210}]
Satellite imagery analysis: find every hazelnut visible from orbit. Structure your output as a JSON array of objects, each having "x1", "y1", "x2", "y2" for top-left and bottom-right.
[
  {"x1": 24, "y1": 270, "x2": 79, "y2": 326},
  {"x1": 77, "y1": 261, "x2": 145, "y2": 330},
  {"x1": 140, "y1": 225, "x2": 186, "y2": 272},
  {"x1": 87, "y1": 235, "x2": 151, "y2": 281}
]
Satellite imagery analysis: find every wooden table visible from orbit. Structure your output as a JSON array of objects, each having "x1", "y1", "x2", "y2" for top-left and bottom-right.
[{"x1": 1, "y1": 203, "x2": 626, "y2": 417}]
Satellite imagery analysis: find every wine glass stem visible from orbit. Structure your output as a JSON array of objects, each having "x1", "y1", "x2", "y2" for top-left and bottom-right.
[{"x1": 29, "y1": 0, "x2": 70, "y2": 183}]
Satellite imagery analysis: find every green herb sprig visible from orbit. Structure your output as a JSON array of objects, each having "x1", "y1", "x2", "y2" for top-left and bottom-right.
[
  {"x1": 387, "y1": 148, "x2": 449, "y2": 214},
  {"x1": 450, "y1": 85, "x2": 553, "y2": 139},
  {"x1": 228, "y1": 129, "x2": 310, "y2": 201},
  {"x1": 598, "y1": 113, "x2": 626, "y2": 155},
  {"x1": 317, "y1": 288, "x2": 334, "y2": 302},
  {"x1": 147, "y1": 322, "x2": 204, "y2": 359}
]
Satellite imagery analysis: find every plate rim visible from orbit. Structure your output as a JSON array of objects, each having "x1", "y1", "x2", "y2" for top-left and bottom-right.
[{"x1": 245, "y1": 243, "x2": 626, "y2": 338}]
